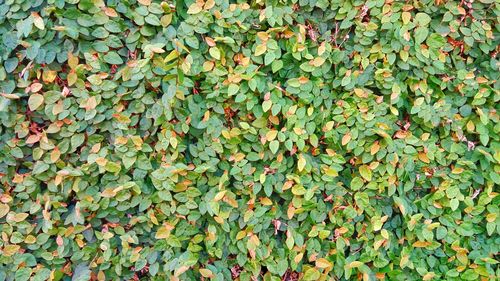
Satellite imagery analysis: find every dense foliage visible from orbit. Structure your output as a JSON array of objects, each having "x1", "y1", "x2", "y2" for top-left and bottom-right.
[{"x1": 0, "y1": 0, "x2": 499, "y2": 280}]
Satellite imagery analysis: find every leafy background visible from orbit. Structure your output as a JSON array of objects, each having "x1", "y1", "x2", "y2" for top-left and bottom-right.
[{"x1": 0, "y1": 0, "x2": 499, "y2": 280}]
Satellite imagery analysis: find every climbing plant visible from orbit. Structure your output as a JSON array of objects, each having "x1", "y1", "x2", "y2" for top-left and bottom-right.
[{"x1": 0, "y1": 0, "x2": 499, "y2": 280}]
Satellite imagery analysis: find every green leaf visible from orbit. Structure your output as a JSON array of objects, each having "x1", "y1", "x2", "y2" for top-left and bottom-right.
[
  {"x1": 145, "y1": 14, "x2": 161, "y2": 26},
  {"x1": 4, "y1": 58, "x2": 19, "y2": 73},
  {"x1": 0, "y1": 1, "x2": 497, "y2": 278},
  {"x1": 209, "y1": 47, "x2": 220, "y2": 60},
  {"x1": 15, "y1": 268, "x2": 32, "y2": 281},
  {"x1": 228, "y1": 84, "x2": 239, "y2": 96},
  {"x1": 264, "y1": 52, "x2": 275, "y2": 65},
  {"x1": 269, "y1": 140, "x2": 279, "y2": 154},
  {"x1": 415, "y1": 13, "x2": 431, "y2": 26},
  {"x1": 72, "y1": 264, "x2": 91, "y2": 281},
  {"x1": 350, "y1": 177, "x2": 364, "y2": 191},
  {"x1": 32, "y1": 161, "x2": 49, "y2": 175},
  {"x1": 426, "y1": 33, "x2": 446, "y2": 48},
  {"x1": 271, "y1": 60, "x2": 283, "y2": 73},
  {"x1": 415, "y1": 26, "x2": 429, "y2": 44},
  {"x1": 355, "y1": 192, "x2": 370, "y2": 211},
  {"x1": 105, "y1": 161, "x2": 122, "y2": 173},
  {"x1": 103, "y1": 52, "x2": 124, "y2": 64}
]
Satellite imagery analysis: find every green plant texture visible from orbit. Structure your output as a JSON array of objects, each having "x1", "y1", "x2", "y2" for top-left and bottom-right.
[{"x1": 0, "y1": 0, "x2": 499, "y2": 280}]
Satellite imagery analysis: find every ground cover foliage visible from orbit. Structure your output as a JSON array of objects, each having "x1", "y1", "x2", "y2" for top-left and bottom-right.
[{"x1": 0, "y1": 0, "x2": 499, "y2": 280}]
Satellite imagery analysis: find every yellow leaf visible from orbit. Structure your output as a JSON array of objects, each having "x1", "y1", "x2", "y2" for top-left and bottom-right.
[
  {"x1": 311, "y1": 57, "x2": 325, "y2": 67},
  {"x1": 402, "y1": 12, "x2": 411, "y2": 25},
  {"x1": 418, "y1": 152, "x2": 430, "y2": 163},
  {"x1": 294, "y1": 252, "x2": 304, "y2": 263},
  {"x1": 318, "y1": 42, "x2": 326, "y2": 55},
  {"x1": 103, "y1": 7, "x2": 118, "y2": 17},
  {"x1": 236, "y1": 230, "x2": 247, "y2": 240},
  {"x1": 161, "y1": 14, "x2": 172, "y2": 26},
  {"x1": 293, "y1": 127, "x2": 304, "y2": 135},
  {"x1": 204, "y1": 0, "x2": 215, "y2": 9},
  {"x1": 101, "y1": 187, "x2": 120, "y2": 198},
  {"x1": 170, "y1": 136, "x2": 178, "y2": 149},
  {"x1": 68, "y1": 53, "x2": 79, "y2": 69},
  {"x1": 97, "y1": 271, "x2": 106, "y2": 281},
  {"x1": 255, "y1": 43, "x2": 267, "y2": 56},
  {"x1": 155, "y1": 225, "x2": 173, "y2": 239},
  {"x1": 486, "y1": 213, "x2": 497, "y2": 223},
  {"x1": 336, "y1": 227, "x2": 348, "y2": 234},
  {"x1": 226, "y1": 197, "x2": 238, "y2": 208},
  {"x1": 214, "y1": 190, "x2": 226, "y2": 201},
  {"x1": 187, "y1": 2, "x2": 203, "y2": 14},
  {"x1": 316, "y1": 258, "x2": 332, "y2": 268},
  {"x1": 130, "y1": 136, "x2": 143, "y2": 147},
  {"x1": 342, "y1": 132, "x2": 351, "y2": 146},
  {"x1": 260, "y1": 197, "x2": 272, "y2": 205},
  {"x1": 0, "y1": 93, "x2": 20, "y2": 99},
  {"x1": 11, "y1": 212, "x2": 29, "y2": 222},
  {"x1": 84, "y1": 96, "x2": 97, "y2": 111},
  {"x1": 233, "y1": 152, "x2": 245, "y2": 162},
  {"x1": 32, "y1": 12, "x2": 45, "y2": 30},
  {"x1": 324, "y1": 167, "x2": 338, "y2": 177},
  {"x1": 45, "y1": 91, "x2": 61, "y2": 110},
  {"x1": 266, "y1": 130, "x2": 278, "y2": 141},
  {"x1": 0, "y1": 203, "x2": 9, "y2": 218},
  {"x1": 174, "y1": 266, "x2": 190, "y2": 277},
  {"x1": 413, "y1": 241, "x2": 431, "y2": 248},
  {"x1": 359, "y1": 165, "x2": 372, "y2": 181},
  {"x1": 423, "y1": 272, "x2": 436, "y2": 281},
  {"x1": 28, "y1": 94, "x2": 44, "y2": 111},
  {"x1": 249, "y1": 234, "x2": 260, "y2": 246},
  {"x1": 216, "y1": 217, "x2": 226, "y2": 225},
  {"x1": 371, "y1": 142, "x2": 380, "y2": 155},
  {"x1": 297, "y1": 154, "x2": 306, "y2": 172},
  {"x1": 354, "y1": 88, "x2": 368, "y2": 98},
  {"x1": 400, "y1": 254, "x2": 409, "y2": 268},
  {"x1": 259, "y1": 173, "x2": 266, "y2": 184},
  {"x1": 199, "y1": 268, "x2": 213, "y2": 278},
  {"x1": 373, "y1": 239, "x2": 385, "y2": 250},
  {"x1": 466, "y1": 120, "x2": 475, "y2": 132},
  {"x1": 292, "y1": 184, "x2": 306, "y2": 196},
  {"x1": 67, "y1": 72, "x2": 77, "y2": 86},
  {"x1": 50, "y1": 148, "x2": 61, "y2": 163},
  {"x1": 150, "y1": 46, "x2": 165, "y2": 54},
  {"x1": 30, "y1": 82, "x2": 43, "y2": 93},
  {"x1": 347, "y1": 261, "x2": 363, "y2": 268},
  {"x1": 323, "y1": 121, "x2": 334, "y2": 132},
  {"x1": 456, "y1": 249, "x2": 468, "y2": 265},
  {"x1": 287, "y1": 205, "x2": 295, "y2": 219},
  {"x1": 95, "y1": 157, "x2": 108, "y2": 166},
  {"x1": 42, "y1": 70, "x2": 57, "y2": 83},
  {"x1": 2, "y1": 245, "x2": 20, "y2": 256},
  {"x1": 221, "y1": 130, "x2": 231, "y2": 139},
  {"x1": 203, "y1": 61, "x2": 215, "y2": 72},
  {"x1": 24, "y1": 235, "x2": 37, "y2": 244}
]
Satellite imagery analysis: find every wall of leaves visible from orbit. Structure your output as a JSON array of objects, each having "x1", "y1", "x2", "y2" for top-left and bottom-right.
[{"x1": 0, "y1": 0, "x2": 499, "y2": 280}]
